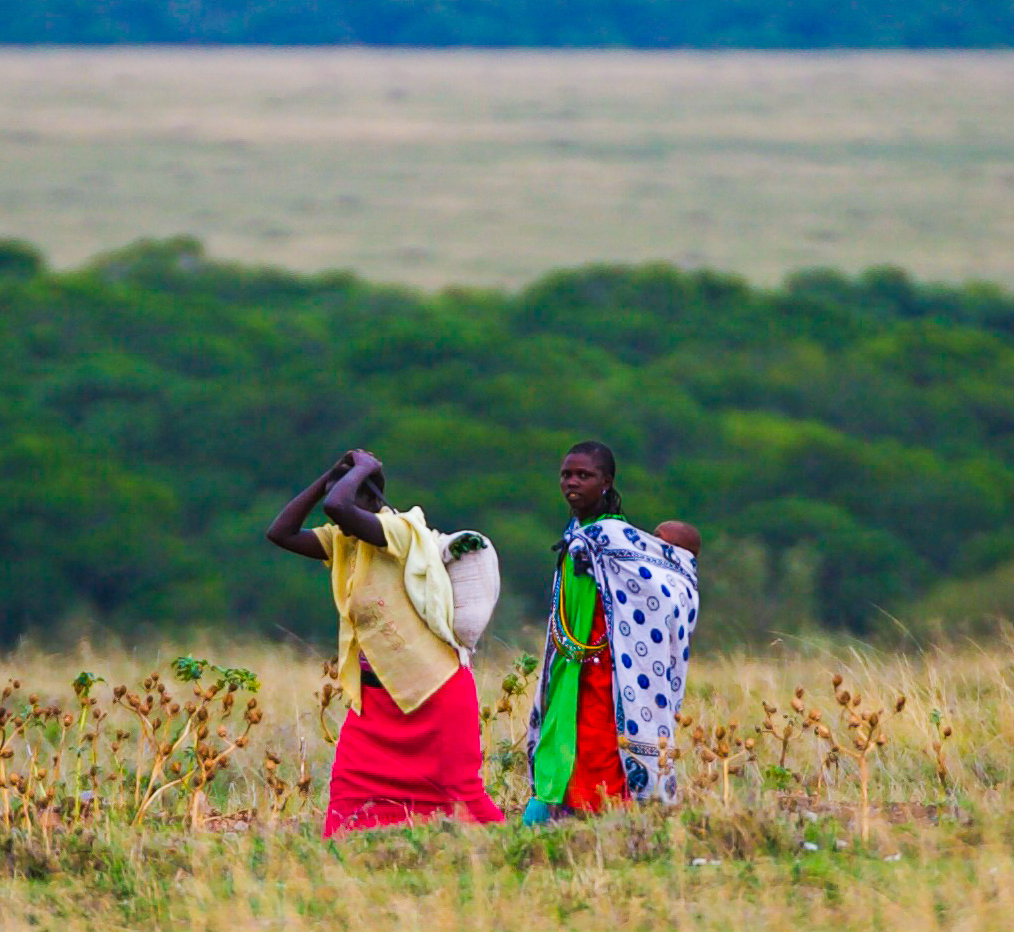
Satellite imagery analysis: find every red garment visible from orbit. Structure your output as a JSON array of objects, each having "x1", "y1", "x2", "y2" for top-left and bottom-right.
[
  {"x1": 564, "y1": 597, "x2": 630, "y2": 812},
  {"x1": 323, "y1": 665, "x2": 505, "y2": 835}
]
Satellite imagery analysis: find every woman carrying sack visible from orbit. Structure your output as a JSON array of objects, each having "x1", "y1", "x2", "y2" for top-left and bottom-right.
[{"x1": 267, "y1": 449, "x2": 504, "y2": 834}]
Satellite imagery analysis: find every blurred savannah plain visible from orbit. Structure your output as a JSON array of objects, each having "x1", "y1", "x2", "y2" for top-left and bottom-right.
[
  {"x1": 3, "y1": 45, "x2": 1014, "y2": 932},
  {"x1": 2, "y1": 48, "x2": 1014, "y2": 288}
]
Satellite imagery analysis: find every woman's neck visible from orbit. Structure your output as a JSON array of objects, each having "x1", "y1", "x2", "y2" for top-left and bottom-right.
[{"x1": 573, "y1": 511, "x2": 621, "y2": 526}]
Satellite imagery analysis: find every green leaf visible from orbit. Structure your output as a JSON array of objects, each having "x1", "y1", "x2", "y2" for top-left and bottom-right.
[
  {"x1": 761, "y1": 764, "x2": 795, "y2": 792},
  {"x1": 171, "y1": 655, "x2": 208, "y2": 682},
  {"x1": 501, "y1": 673, "x2": 521, "y2": 695},
  {"x1": 516, "y1": 653, "x2": 539, "y2": 677},
  {"x1": 213, "y1": 665, "x2": 260, "y2": 693},
  {"x1": 72, "y1": 671, "x2": 106, "y2": 698}
]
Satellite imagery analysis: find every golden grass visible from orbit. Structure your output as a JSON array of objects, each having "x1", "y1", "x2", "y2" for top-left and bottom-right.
[
  {"x1": 2, "y1": 49, "x2": 1014, "y2": 288},
  {"x1": 0, "y1": 632, "x2": 1012, "y2": 930}
]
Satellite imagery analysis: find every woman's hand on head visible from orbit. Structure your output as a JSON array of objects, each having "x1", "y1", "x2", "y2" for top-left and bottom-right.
[
  {"x1": 321, "y1": 449, "x2": 388, "y2": 546},
  {"x1": 324, "y1": 450, "x2": 383, "y2": 497},
  {"x1": 327, "y1": 456, "x2": 351, "y2": 482},
  {"x1": 348, "y1": 448, "x2": 383, "y2": 475}
]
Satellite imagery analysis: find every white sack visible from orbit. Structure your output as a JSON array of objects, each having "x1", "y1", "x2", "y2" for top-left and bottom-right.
[{"x1": 437, "y1": 531, "x2": 500, "y2": 652}]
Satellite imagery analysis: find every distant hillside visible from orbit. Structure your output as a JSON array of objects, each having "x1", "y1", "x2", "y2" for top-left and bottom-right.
[
  {"x1": 2, "y1": 0, "x2": 1013, "y2": 48},
  {"x1": 2, "y1": 237, "x2": 1013, "y2": 645}
]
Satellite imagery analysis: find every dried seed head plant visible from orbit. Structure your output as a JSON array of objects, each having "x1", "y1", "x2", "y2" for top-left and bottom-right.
[
  {"x1": 656, "y1": 731, "x2": 683, "y2": 780},
  {"x1": 758, "y1": 690, "x2": 804, "y2": 773},
  {"x1": 930, "y1": 708, "x2": 954, "y2": 792},
  {"x1": 263, "y1": 749, "x2": 293, "y2": 818},
  {"x1": 0, "y1": 642, "x2": 983, "y2": 868},
  {"x1": 116, "y1": 656, "x2": 264, "y2": 827},
  {"x1": 687, "y1": 716, "x2": 756, "y2": 805},
  {"x1": 314, "y1": 655, "x2": 344, "y2": 746},
  {"x1": 481, "y1": 653, "x2": 539, "y2": 807},
  {"x1": 803, "y1": 673, "x2": 907, "y2": 842},
  {"x1": 0, "y1": 654, "x2": 266, "y2": 843}
]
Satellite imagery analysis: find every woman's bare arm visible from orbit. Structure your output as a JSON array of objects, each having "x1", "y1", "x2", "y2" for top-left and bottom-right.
[
  {"x1": 266, "y1": 471, "x2": 332, "y2": 559},
  {"x1": 322, "y1": 451, "x2": 387, "y2": 547}
]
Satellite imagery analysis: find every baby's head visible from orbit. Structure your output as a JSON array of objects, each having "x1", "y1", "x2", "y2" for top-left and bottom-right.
[{"x1": 653, "y1": 520, "x2": 701, "y2": 557}]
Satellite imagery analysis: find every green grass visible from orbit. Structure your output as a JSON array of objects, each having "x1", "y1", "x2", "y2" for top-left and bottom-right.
[
  {"x1": 1, "y1": 635, "x2": 1013, "y2": 929},
  {"x1": 2, "y1": 802, "x2": 1014, "y2": 931},
  {"x1": 2, "y1": 49, "x2": 1013, "y2": 288}
]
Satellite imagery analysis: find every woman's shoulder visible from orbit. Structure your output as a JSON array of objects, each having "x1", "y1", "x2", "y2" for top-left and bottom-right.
[
  {"x1": 375, "y1": 506, "x2": 437, "y2": 558},
  {"x1": 377, "y1": 505, "x2": 429, "y2": 533}
]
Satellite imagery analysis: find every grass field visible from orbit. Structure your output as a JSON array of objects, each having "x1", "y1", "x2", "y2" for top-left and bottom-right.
[
  {"x1": 1, "y1": 633, "x2": 1012, "y2": 931},
  {"x1": 2, "y1": 49, "x2": 1014, "y2": 288}
]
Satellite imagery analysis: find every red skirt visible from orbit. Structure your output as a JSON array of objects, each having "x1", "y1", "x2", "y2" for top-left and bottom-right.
[
  {"x1": 323, "y1": 665, "x2": 505, "y2": 835},
  {"x1": 564, "y1": 597, "x2": 630, "y2": 812}
]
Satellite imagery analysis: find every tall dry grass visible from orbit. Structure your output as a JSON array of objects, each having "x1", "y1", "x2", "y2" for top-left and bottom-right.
[{"x1": 0, "y1": 631, "x2": 1012, "y2": 930}]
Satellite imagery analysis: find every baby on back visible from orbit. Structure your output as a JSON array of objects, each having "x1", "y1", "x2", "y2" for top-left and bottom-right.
[{"x1": 653, "y1": 520, "x2": 701, "y2": 557}]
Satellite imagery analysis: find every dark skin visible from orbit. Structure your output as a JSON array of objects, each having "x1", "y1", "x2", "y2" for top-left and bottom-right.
[
  {"x1": 654, "y1": 520, "x2": 702, "y2": 557},
  {"x1": 266, "y1": 449, "x2": 387, "y2": 557},
  {"x1": 560, "y1": 452, "x2": 614, "y2": 522},
  {"x1": 561, "y1": 452, "x2": 698, "y2": 553}
]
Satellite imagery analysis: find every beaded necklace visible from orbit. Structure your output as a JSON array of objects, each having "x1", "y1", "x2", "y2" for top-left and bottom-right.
[
  {"x1": 549, "y1": 513, "x2": 623, "y2": 663},
  {"x1": 550, "y1": 566, "x2": 609, "y2": 662}
]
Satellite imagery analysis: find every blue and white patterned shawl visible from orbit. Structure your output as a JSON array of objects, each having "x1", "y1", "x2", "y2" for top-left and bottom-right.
[{"x1": 527, "y1": 517, "x2": 700, "y2": 803}]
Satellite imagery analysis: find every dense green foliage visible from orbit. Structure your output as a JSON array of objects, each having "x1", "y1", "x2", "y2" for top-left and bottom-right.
[
  {"x1": 2, "y1": 235, "x2": 1013, "y2": 645},
  {"x1": 2, "y1": 0, "x2": 1013, "y2": 48}
]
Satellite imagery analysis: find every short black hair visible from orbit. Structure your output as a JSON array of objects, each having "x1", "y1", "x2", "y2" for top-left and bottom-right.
[{"x1": 567, "y1": 440, "x2": 616, "y2": 477}]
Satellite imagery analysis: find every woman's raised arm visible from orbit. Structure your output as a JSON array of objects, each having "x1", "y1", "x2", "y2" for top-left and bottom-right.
[
  {"x1": 265, "y1": 470, "x2": 333, "y2": 559},
  {"x1": 322, "y1": 450, "x2": 387, "y2": 547}
]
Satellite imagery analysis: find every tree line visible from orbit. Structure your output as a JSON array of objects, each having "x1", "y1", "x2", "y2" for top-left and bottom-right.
[
  {"x1": 1, "y1": 236, "x2": 1013, "y2": 648},
  {"x1": 2, "y1": 0, "x2": 1013, "y2": 48}
]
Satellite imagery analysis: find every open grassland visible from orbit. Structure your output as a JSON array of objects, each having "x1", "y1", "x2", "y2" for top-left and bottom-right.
[
  {"x1": 1, "y1": 632, "x2": 1013, "y2": 931},
  {"x1": 2, "y1": 49, "x2": 1014, "y2": 288}
]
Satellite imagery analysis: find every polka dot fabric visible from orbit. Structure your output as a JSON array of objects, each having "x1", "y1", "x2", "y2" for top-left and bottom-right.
[{"x1": 527, "y1": 518, "x2": 699, "y2": 805}]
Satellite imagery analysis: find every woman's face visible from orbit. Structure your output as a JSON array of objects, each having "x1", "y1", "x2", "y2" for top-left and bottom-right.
[{"x1": 560, "y1": 452, "x2": 611, "y2": 519}]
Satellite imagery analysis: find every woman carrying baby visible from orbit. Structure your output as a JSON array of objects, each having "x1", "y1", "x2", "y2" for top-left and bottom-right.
[{"x1": 525, "y1": 441, "x2": 700, "y2": 823}]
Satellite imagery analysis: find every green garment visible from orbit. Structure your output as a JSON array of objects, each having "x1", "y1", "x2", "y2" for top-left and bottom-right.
[{"x1": 533, "y1": 515, "x2": 621, "y2": 804}]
